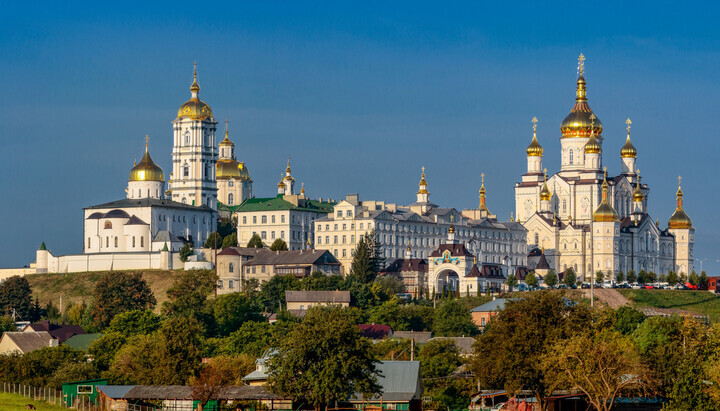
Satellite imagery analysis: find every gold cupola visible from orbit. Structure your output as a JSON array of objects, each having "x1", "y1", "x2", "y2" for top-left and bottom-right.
[
  {"x1": 539, "y1": 171, "x2": 552, "y2": 201},
  {"x1": 593, "y1": 171, "x2": 619, "y2": 222},
  {"x1": 668, "y1": 176, "x2": 693, "y2": 229},
  {"x1": 129, "y1": 138, "x2": 164, "y2": 182},
  {"x1": 478, "y1": 172, "x2": 490, "y2": 212},
  {"x1": 633, "y1": 176, "x2": 644, "y2": 202},
  {"x1": 418, "y1": 167, "x2": 429, "y2": 194},
  {"x1": 584, "y1": 119, "x2": 602, "y2": 154},
  {"x1": 620, "y1": 127, "x2": 637, "y2": 158},
  {"x1": 177, "y1": 62, "x2": 214, "y2": 121},
  {"x1": 527, "y1": 117, "x2": 543, "y2": 156},
  {"x1": 561, "y1": 54, "x2": 603, "y2": 138}
]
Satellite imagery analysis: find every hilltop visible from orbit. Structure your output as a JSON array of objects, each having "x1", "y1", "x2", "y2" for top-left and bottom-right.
[{"x1": 25, "y1": 270, "x2": 181, "y2": 311}]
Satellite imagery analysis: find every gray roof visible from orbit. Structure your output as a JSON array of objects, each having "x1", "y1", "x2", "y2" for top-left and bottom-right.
[
  {"x1": 391, "y1": 331, "x2": 433, "y2": 344},
  {"x1": 285, "y1": 290, "x2": 350, "y2": 304},
  {"x1": 471, "y1": 298, "x2": 509, "y2": 313},
  {"x1": 124, "y1": 385, "x2": 192, "y2": 400},
  {"x1": 1, "y1": 331, "x2": 54, "y2": 353},
  {"x1": 351, "y1": 361, "x2": 423, "y2": 402},
  {"x1": 96, "y1": 385, "x2": 134, "y2": 399},
  {"x1": 152, "y1": 231, "x2": 184, "y2": 243},
  {"x1": 245, "y1": 249, "x2": 340, "y2": 266},
  {"x1": 428, "y1": 337, "x2": 476, "y2": 356},
  {"x1": 125, "y1": 215, "x2": 148, "y2": 225},
  {"x1": 86, "y1": 198, "x2": 214, "y2": 212}
]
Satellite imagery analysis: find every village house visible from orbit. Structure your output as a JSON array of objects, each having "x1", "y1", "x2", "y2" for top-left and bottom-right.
[
  {"x1": 0, "y1": 331, "x2": 57, "y2": 355},
  {"x1": 285, "y1": 290, "x2": 350, "y2": 317}
]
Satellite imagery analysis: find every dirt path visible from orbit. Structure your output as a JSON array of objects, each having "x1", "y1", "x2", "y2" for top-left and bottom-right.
[{"x1": 584, "y1": 288, "x2": 631, "y2": 309}]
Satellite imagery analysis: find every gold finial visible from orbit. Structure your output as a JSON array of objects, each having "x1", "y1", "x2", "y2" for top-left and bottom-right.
[
  {"x1": 193, "y1": 61, "x2": 197, "y2": 78},
  {"x1": 190, "y1": 61, "x2": 200, "y2": 94},
  {"x1": 450, "y1": 214, "x2": 455, "y2": 224},
  {"x1": 678, "y1": 175, "x2": 682, "y2": 187},
  {"x1": 301, "y1": 182, "x2": 305, "y2": 195},
  {"x1": 422, "y1": 166, "x2": 425, "y2": 176},
  {"x1": 589, "y1": 113, "x2": 596, "y2": 134},
  {"x1": 532, "y1": 116, "x2": 538, "y2": 134},
  {"x1": 225, "y1": 117, "x2": 229, "y2": 133},
  {"x1": 481, "y1": 172, "x2": 485, "y2": 185},
  {"x1": 510, "y1": 212, "x2": 514, "y2": 222},
  {"x1": 636, "y1": 168, "x2": 640, "y2": 175},
  {"x1": 286, "y1": 157, "x2": 291, "y2": 174},
  {"x1": 144, "y1": 134, "x2": 150, "y2": 151},
  {"x1": 626, "y1": 118, "x2": 632, "y2": 135},
  {"x1": 578, "y1": 53, "x2": 585, "y2": 76}
]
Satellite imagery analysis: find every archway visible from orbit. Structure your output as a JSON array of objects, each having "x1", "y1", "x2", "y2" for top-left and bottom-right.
[{"x1": 436, "y1": 269, "x2": 460, "y2": 294}]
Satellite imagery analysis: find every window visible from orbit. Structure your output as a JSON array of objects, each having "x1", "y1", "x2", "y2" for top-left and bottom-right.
[
  {"x1": 271, "y1": 215, "x2": 276, "y2": 223},
  {"x1": 253, "y1": 216, "x2": 257, "y2": 224},
  {"x1": 346, "y1": 210, "x2": 352, "y2": 217},
  {"x1": 261, "y1": 266, "x2": 266, "y2": 273},
  {"x1": 325, "y1": 236, "x2": 329, "y2": 244},
  {"x1": 342, "y1": 235, "x2": 346, "y2": 243},
  {"x1": 317, "y1": 236, "x2": 322, "y2": 244},
  {"x1": 534, "y1": 233, "x2": 539, "y2": 244},
  {"x1": 106, "y1": 237, "x2": 109, "y2": 248},
  {"x1": 183, "y1": 164, "x2": 189, "y2": 177},
  {"x1": 337, "y1": 211, "x2": 342, "y2": 218},
  {"x1": 77, "y1": 386, "x2": 93, "y2": 395},
  {"x1": 217, "y1": 280, "x2": 223, "y2": 289},
  {"x1": 229, "y1": 263, "x2": 234, "y2": 273},
  {"x1": 261, "y1": 231, "x2": 267, "y2": 239},
  {"x1": 229, "y1": 280, "x2": 234, "y2": 289},
  {"x1": 281, "y1": 215, "x2": 285, "y2": 223},
  {"x1": 87, "y1": 238, "x2": 91, "y2": 249},
  {"x1": 271, "y1": 231, "x2": 276, "y2": 239},
  {"x1": 342, "y1": 249, "x2": 347, "y2": 257},
  {"x1": 132, "y1": 236, "x2": 136, "y2": 247},
  {"x1": 114, "y1": 237, "x2": 118, "y2": 247},
  {"x1": 351, "y1": 235, "x2": 355, "y2": 243},
  {"x1": 228, "y1": 180, "x2": 234, "y2": 187},
  {"x1": 334, "y1": 236, "x2": 338, "y2": 244},
  {"x1": 280, "y1": 231, "x2": 285, "y2": 239},
  {"x1": 243, "y1": 216, "x2": 247, "y2": 224},
  {"x1": 569, "y1": 149, "x2": 574, "y2": 164},
  {"x1": 342, "y1": 224, "x2": 346, "y2": 230},
  {"x1": 228, "y1": 193, "x2": 234, "y2": 205},
  {"x1": 261, "y1": 216, "x2": 267, "y2": 224},
  {"x1": 360, "y1": 223, "x2": 364, "y2": 229}
]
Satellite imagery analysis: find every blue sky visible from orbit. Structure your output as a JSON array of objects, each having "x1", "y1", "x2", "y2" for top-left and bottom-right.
[{"x1": 2, "y1": 2, "x2": 719, "y2": 273}]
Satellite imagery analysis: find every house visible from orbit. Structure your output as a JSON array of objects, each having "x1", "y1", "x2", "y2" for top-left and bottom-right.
[
  {"x1": 285, "y1": 290, "x2": 350, "y2": 317},
  {"x1": 379, "y1": 253, "x2": 428, "y2": 298},
  {"x1": 0, "y1": 331, "x2": 57, "y2": 355},
  {"x1": 348, "y1": 361, "x2": 423, "y2": 411},
  {"x1": 427, "y1": 336, "x2": 476, "y2": 357},
  {"x1": 243, "y1": 354, "x2": 272, "y2": 386},
  {"x1": 391, "y1": 331, "x2": 433, "y2": 345},
  {"x1": 23, "y1": 320, "x2": 85, "y2": 343},
  {"x1": 243, "y1": 249, "x2": 342, "y2": 283},
  {"x1": 215, "y1": 246, "x2": 266, "y2": 294},
  {"x1": 470, "y1": 298, "x2": 509, "y2": 330},
  {"x1": 358, "y1": 324, "x2": 393, "y2": 340},
  {"x1": 707, "y1": 276, "x2": 720, "y2": 292}
]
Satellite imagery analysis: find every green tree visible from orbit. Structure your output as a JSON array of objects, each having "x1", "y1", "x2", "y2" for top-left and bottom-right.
[
  {"x1": 471, "y1": 292, "x2": 592, "y2": 410},
  {"x1": 432, "y1": 299, "x2": 476, "y2": 337},
  {"x1": 221, "y1": 232, "x2": 238, "y2": 249},
  {"x1": 419, "y1": 339, "x2": 462, "y2": 378},
  {"x1": 616, "y1": 271, "x2": 625, "y2": 283},
  {"x1": 269, "y1": 238, "x2": 288, "y2": 251},
  {"x1": 247, "y1": 233, "x2": 264, "y2": 248},
  {"x1": 525, "y1": 272, "x2": 538, "y2": 287},
  {"x1": 563, "y1": 268, "x2": 577, "y2": 287},
  {"x1": 0, "y1": 275, "x2": 33, "y2": 320},
  {"x1": 106, "y1": 309, "x2": 162, "y2": 336},
  {"x1": 162, "y1": 269, "x2": 217, "y2": 322},
  {"x1": 666, "y1": 270, "x2": 679, "y2": 286},
  {"x1": 372, "y1": 338, "x2": 415, "y2": 360},
  {"x1": 217, "y1": 320, "x2": 274, "y2": 357},
  {"x1": 191, "y1": 354, "x2": 257, "y2": 407},
  {"x1": 179, "y1": 243, "x2": 194, "y2": 262},
  {"x1": 267, "y1": 306, "x2": 381, "y2": 411},
  {"x1": 204, "y1": 231, "x2": 222, "y2": 249},
  {"x1": 260, "y1": 274, "x2": 301, "y2": 312},
  {"x1": 0, "y1": 315, "x2": 16, "y2": 332},
  {"x1": 0, "y1": 345, "x2": 86, "y2": 388},
  {"x1": 374, "y1": 275, "x2": 406, "y2": 295},
  {"x1": 350, "y1": 231, "x2": 376, "y2": 283},
  {"x1": 542, "y1": 329, "x2": 654, "y2": 411},
  {"x1": 544, "y1": 270, "x2": 558, "y2": 287},
  {"x1": 688, "y1": 271, "x2": 700, "y2": 286},
  {"x1": 506, "y1": 274, "x2": 518, "y2": 291},
  {"x1": 88, "y1": 332, "x2": 128, "y2": 371},
  {"x1": 637, "y1": 270, "x2": 649, "y2": 284},
  {"x1": 48, "y1": 362, "x2": 100, "y2": 389},
  {"x1": 92, "y1": 272, "x2": 156, "y2": 329},
  {"x1": 596, "y1": 271, "x2": 604, "y2": 284},
  {"x1": 700, "y1": 271, "x2": 709, "y2": 290},
  {"x1": 368, "y1": 299, "x2": 410, "y2": 331},
  {"x1": 626, "y1": 270, "x2": 637, "y2": 284},
  {"x1": 300, "y1": 271, "x2": 345, "y2": 291},
  {"x1": 614, "y1": 306, "x2": 647, "y2": 335},
  {"x1": 211, "y1": 293, "x2": 264, "y2": 336}
]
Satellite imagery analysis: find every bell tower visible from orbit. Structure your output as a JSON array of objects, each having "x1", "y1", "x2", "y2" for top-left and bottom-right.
[{"x1": 170, "y1": 62, "x2": 218, "y2": 209}]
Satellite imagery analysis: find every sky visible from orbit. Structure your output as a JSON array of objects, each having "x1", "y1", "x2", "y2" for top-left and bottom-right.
[{"x1": 1, "y1": 1, "x2": 719, "y2": 273}]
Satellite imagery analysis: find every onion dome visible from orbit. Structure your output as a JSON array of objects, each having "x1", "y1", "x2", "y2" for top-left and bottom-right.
[
  {"x1": 633, "y1": 177, "x2": 644, "y2": 202},
  {"x1": 300, "y1": 182, "x2": 306, "y2": 195},
  {"x1": 129, "y1": 142, "x2": 164, "y2": 182},
  {"x1": 219, "y1": 129, "x2": 235, "y2": 147},
  {"x1": 418, "y1": 167, "x2": 429, "y2": 194},
  {"x1": 448, "y1": 224, "x2": 455, "y2": 234},
  {"x1": 177, "y1": 63, "x2": 213, "y2": 121},
  {"x1": 620, "y1": 134, "x2": 637, "y2": 158},
  {"x1": 668, "y1": 177, "x2": 693, "y2": 229},
  {"x1": 584, "y1": 132, "x2": 602, "y2": 154},
  {"x1": 278, "y1": 178, "x2": 286, "y2": 189},
  {"x1": 527, "y1": 117, "x2": 543, "y2": 156},
  {"x1": 216, "y1": 160, "x2": 251, "y2": 180},
  {"x1": 478, "y1": 173, "x2": 490, "y2": 213},
  {"x1": 560, "y1": 55, "x2": 602, "y2": 138},
  {"x1": 539, "y1": 173, "x2": 552, "y2": 201},
  {"x1": 593, "y1": 172, "x2": 619, "y2": 222}
]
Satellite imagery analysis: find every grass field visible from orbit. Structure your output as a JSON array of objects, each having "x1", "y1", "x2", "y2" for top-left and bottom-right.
[
  {"x1": 26, "y1": 269, "x2": 182, "y2": 312},
  {"x1": 619, "y1": 289, "x2": 720, "y2": 322},
  {"x1": 0, "y1": 392, "x2": 66, "y2": 411}
]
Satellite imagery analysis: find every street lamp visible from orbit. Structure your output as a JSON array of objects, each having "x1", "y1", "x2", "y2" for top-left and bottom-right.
[{"x1": 695, "y1": 258, "x2": 707, "y2": 273}]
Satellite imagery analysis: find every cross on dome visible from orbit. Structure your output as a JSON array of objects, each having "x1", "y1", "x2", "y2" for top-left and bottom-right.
[{"x1": 578, "y1": 53, "x2": 585, "y2": 76}]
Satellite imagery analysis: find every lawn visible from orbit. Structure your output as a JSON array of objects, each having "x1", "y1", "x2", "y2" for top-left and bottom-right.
[
  {"x1": 0, "y1": 392, "x2": 66, "y2": 411},
  {"x1": 619, "y1": 289, "x2": 720, "y2": 322}
]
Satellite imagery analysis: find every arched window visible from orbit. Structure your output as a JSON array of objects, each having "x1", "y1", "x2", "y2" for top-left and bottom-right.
[
  {"x1": 184, "y1": 130, "x2": 190, "y2": 145},
  {"x1": 182, "y1": 197, "x2": 187, "y2": 204},
  {"x1": 106, "y1": 237, "x2": 109, "y2": 248},
  {"x1": 114, "y1": 237, "x2": 118, "y2": 247},
  {"x1": 229, "y1": 263, "x2": 234, "y2": 273},
  {"x1": 183, "y1": 164, "x2": 189, "y2": 178},
  {"x1": 87, "y1": 238, "x2": 91, "y2": 249},
  {"x1": 132, "y1": 236, "x2": 136, "y2": 247},
  {"x1": 569, "y1": 149, "x2": 574, "y2": 164},
  {"x1": 140, "y1": 236, "x2": 144, "y2": 248},
  {"x1": 534, "y1": 233, "x2": 539, "y2": 244},
  {"x1": 228, "y1": 193, "x2": 234, "y2": 205},
  {"x1": 562, "y1": 199, "x2": 567, "y2": 213}
]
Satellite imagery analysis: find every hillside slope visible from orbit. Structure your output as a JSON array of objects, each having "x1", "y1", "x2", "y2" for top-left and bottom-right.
[
  {"x1": 619, "y1": 289, "x2": 720, "y2": 323},
  {"x1": 26, "y1": 270, "x2": 182, "y2": 311}
]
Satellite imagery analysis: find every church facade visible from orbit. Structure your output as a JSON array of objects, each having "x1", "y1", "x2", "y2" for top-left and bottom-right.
[{"x1": 515, "y1": 56, "x2": 695, "y2": 279}]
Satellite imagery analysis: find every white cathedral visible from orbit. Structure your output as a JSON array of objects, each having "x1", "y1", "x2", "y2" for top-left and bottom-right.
[
  {"x1": 515, "y1": 56, "x2": 694, "y2": 279},
  {"x1": 35, "y1": 65, "x2": 253, "y2": 273}
]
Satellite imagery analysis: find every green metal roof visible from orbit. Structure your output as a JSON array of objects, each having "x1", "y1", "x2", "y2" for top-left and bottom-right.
[
  {"x1": 234, "y1": 195, "x2": 335, "y2": 213},
  {"x1": 64, "y1": 333, "x2": 103, "y2": 351}
]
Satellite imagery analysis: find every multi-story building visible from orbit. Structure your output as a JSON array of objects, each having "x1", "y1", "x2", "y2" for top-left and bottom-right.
[
  {"x1": 515, "y1": 55, "x2": 694, "y2": 278},
  {"x1": 235, "y1": 161, "x2": 334, "y2": 250},
  {"x1": 216, "y1": 120, "x2": 253, "y2": 209},
  {"x1": 314, "y1": 170, "x2": 527, "y2": 274}
]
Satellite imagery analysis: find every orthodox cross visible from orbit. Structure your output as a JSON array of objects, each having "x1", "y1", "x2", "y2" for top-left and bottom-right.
[
  {"x1": 589, "y1": 113, "x2": 596, "y2": 136},
  {"x1": 145, "y1": 134, "x2": 150, "y2": 149},
  {"x1": 626, "y1": 118, "x2": 632, "y2": 134},
  {"x1": 532, "y1": 116, "x2": 538, "y2": 133},
  {"x1": 578, "y1": 53, "x2": 585, "y2": 76}
]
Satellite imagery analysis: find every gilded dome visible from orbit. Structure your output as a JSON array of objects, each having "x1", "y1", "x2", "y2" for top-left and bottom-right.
[
  {"x1": 593, "y1": 174, "x2": 619, "y2": 222},
  {"x1": 129, "y1": 146, "x2": 164, "y2": 182},
  {"x1": 632, "y1": 180, "x2": 644, "y2": 202},
  {"x1": 527, "y1": 134, "x2": 543, "y2": 156},
  {"x1": 176, "y1": 64, "x2": 213, "y2": 121},
  {"x1": 539, "y1": 179, "x2": 552, "y2": 201},
  {"x1": 560, "y1": 75, "x2": 603, "y2": 138},
  {"x1": 668, "y1": 182, "x2": 693, "y2": 229},
  {"x1": 418, "y1": 167, "x2": 429, "y2": 194},
  {"x1": 216, "y1": 159, "x2": 251, "y2": 180},
  {"x1": 620, "y1": 134, "x2": 637, "y2": 158},
  {"x1": 584, "y1": 133, "x2": 602, "y2": 154},
  {"x1": 219, "y1": 130, "x2": 235, "y2": 147}
]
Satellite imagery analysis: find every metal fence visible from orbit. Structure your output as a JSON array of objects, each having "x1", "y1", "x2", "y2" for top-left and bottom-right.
[{"x1": 0, "y1": 382, "x2": 98, "y2": 410}]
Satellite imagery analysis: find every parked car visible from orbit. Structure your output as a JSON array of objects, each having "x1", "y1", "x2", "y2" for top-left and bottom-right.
[
  {"x1": 581, "y1": 283, "x2": 590, "y2": 289},
  {"x1": 642, "y1": 285, "x2": 654, "y2": 289},
  {"x1": 631, "y1": 284, "x2": 642, "y2": 289}
]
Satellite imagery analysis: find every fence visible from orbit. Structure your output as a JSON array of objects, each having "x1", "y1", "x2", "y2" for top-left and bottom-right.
[{"x1": 1, "y1": 382, "x2": 98, "y2": 410}]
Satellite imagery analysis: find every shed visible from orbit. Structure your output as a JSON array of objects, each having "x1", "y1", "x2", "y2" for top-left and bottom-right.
[
  {"x1": 348, "y1": 361, "x2": 423, "y2": 411},
  {"x1": 61, "y1": 379, "x2": 108, "y2": 407}
]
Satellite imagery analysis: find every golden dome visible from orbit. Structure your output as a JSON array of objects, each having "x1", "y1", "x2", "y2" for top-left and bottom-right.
[
  {"x1": 527, "y1": 134, "x2": 543, "y2": 156},
  {"x1": 560, "y1": 74, "x2": 603, "y2": 138},
  {"x1": 632, "y1": 179, "x2": 644, "y2": 202},
  {"x1": 448, "y1": 224, "x2": 455, "y2": 234},
  {"x1": 129, "y1": 145, "x2": 164, "y2": 182},
  {"x1": 593, "y1": 173, "x2": 619, "y2": 222},
  {"x1": 620, "y1": 134, "x2": 637, "y2": 158},
  {"x1": 539, "y1": 172, "x2": 552, "y2": 201},
  {"x1": 219, "y1": 130, "x2": 234, "y2": 147},
  {"x1": 176, "y1": 63, "x2": 213, "y2": 121},
  {"x1": 216, "y1": 159, "x2": 251, "y2": 180},
  {"x1": 417, "y1": 167, "x2": 429, "y2": 194},
  {"x1": 668, "y1": 178, "x2": 693, "y2": 229},
  {"x1": 584, "y1": 132, "x2": 602, "y2": 154}
]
